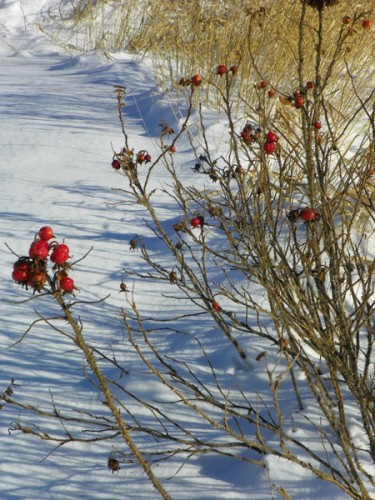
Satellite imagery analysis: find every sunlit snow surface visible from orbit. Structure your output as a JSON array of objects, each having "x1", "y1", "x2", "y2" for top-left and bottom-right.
[{"x1": 0, "y1": 2, "x2": 373, "y2": 499}]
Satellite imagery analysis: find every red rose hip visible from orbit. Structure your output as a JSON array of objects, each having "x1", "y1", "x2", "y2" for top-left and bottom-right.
[
  {"x1": 38, "y1": 226, "x2": 55, "y2": 241},
  {"x1": 12, "y1": 268, "x2": 28, "y2": 283},
  {"x1": 264, "y1": 142, "x2": 276, "y2": 154},
  {"x1": 266, "y1": 131, "x2": 279, "y2": 143},
  {"x1": 294, "y1": 96, "x2": 304, "y2": 109},
  {"x1": 300, "y1": 207, "x2": 317, "y2": 222},
  {"x1": 13, "y1": 258, "x2": 31, "y2": 272},
  {"x1": 190, "y1": 216, "x2": 204, "y2": 228},
  {"x1": 29, "y1": 240, "x2": 49, "y2": 260},
  {"x1": 59, "y1": 276, "x2": 75, "y2": 293},
  {"x1": 217, "y1": 65, "x2": 228, "y2": 76},
  {"x1": 191, "y1": 74, "x2": 202, "y2": 86},
  {"x1": 50, "y1": 244, "x2": 70, "y2": 264},
  {"x1": 362, "y1": 19, "x2": 371, "y2": 29}
]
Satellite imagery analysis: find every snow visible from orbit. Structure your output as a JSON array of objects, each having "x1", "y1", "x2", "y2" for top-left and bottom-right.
[{"x1": 0, "y1": 1, "x2": 374, "y2": 499}]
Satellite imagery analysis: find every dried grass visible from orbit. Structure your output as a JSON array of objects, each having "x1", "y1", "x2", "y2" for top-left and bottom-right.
[{"x1": 43, "y1": 1, "x2": 374, "y2": 118}]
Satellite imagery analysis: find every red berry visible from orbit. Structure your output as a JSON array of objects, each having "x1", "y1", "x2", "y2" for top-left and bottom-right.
[
  {"x1": 368, "y1": 168, "x2": 374, "y2": 176},
  {"x1": 190, "y1": 216, "x2": 204, "y2": 228},
  {"x1": 342, "y1": 16, "x2": 352, "y2": 25},
  {"x1": 212, "y1": 301, "x2": 220, "y2": 311},
  {"x1": 268, "y1": 89, "x2": 276, "y2": 97},
  {"x1": 306, "y1": 81, "x2": 315, "y2": 90},
  {"x1": 12, "y1": 268, "x2": 28, "y2": 283},
  {"x1": 111, "y1": 159, "x2": 121, "y2": 170},
  {"x1": 314, "y1": 121, "x2": 322, "y2": 130},
  {"x1": 191, "y1": 74, "x2": 202, "y2": 86},
  {"x1": 50, "y1": 244, "x2": 70, "y2": 264},
  {"x1": 362, "y1": 19, "x2": 371, "y2": 29},
  {"x1": 13, "y1": 258, "x2": 31, "y2": 272},
  {"x1": 230, "y1": 65, "x2": 238, "y2": 74},
  {"x1": 294, "y1": 96, "x2": 304, "y2": 109},
  {"x1": 217, "y1": 65, "x2": 228, "y2": 76},
  {"x1": 59, "y1": 276, "x2": 75, "y2": 293},
  {"x1": 300, "y1": 207, "x2": 317, "y2": 222},
  {"x1": 145, "y1": 154, "x2": 152, "y2": 162},
  {"x1": 260, "y1": 80, "x2": 268, "y2": 89},
  {"x1": 38, "y1": 226, "x2": 54, "y2": 241},
  {"x1": 137, "y1": 153, "x2": 145, "y2": 163},
  {"x1": 266, "y1": 131, "x2": 279, "y2": 143},
  {"x1": 169, "y1": 145, "x2": 176, "y2": 153},
  {"x1": 29, "y1": 240, "x2": 49, "y2": 260},
  {"x1": 264, "y1": 142, "x2": 276, "y2": 155}
]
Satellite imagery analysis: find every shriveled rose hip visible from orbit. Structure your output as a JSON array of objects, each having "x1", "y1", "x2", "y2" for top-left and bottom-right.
[{"x1": 28, "y1": 271, "x2": 47, "y2": 288}]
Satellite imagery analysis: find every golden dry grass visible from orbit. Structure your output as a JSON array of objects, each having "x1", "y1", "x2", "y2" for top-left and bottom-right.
[
  {"x1": 47, "y1": 1, "x2": 375, "y2": 100},
  {"x1": 46, "y1": 1, "x2": 374, "y2": 163}
]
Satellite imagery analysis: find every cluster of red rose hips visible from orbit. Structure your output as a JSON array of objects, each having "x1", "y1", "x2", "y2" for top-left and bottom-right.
[
  {"x1": 258, "y1": 80, "x2": 276, "y2": 97},
  {"x1": 293, "y1": 91, "x2": 305, "y2": 109},
  {"x1": 217, "y1": 64, "x2": 238, "y2": 76},
  {"x1": 11, "y1": 226, "x2": 75, "y2": 294},
  {"x1": 111, "y1": 149, "x2": 151, "y2": 170},
  {"x1": 264, "y1": 130, "x2": 279, "y2": 155},
  {"x1": 287, "y1": 207, "x2": 320, "y2": 223},
  {"x1": 342, "y1": 16, "x2": 372, "y2": 29},
  {"x1": 179, "y1": 64, "x2": 238, "y2": 89},
  {"x1": 136, "y1": 150, "x2": 152, "y2": 164}
]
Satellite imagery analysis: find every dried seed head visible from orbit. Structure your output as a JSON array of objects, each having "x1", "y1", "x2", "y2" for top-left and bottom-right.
[
  {"x1": 129, "y1": 238, "x2": 138, "y2": 250},
  {"x1": 279, "y1": 338, "x2": 289, "y2": 350},
  {"x1": 120, "y1": 281, "x2": 128, "y2": 292},
  {"x1": 208, "y1": 205, "x2": 219, "y2": 217},
  {"x1": 169, "y1": 271, "x2": 178, "y2": 284},
  {"x1": 108, "y1": 457, "x2": 121, "y2": 474},
  {"x1": 173, "y1": 222, "x2": 187, "y2": 233}
]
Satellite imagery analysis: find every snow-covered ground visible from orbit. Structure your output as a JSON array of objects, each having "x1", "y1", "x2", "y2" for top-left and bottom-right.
[{"x1": 0, "y1": 1, "x2": 373, "y2": 499}]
